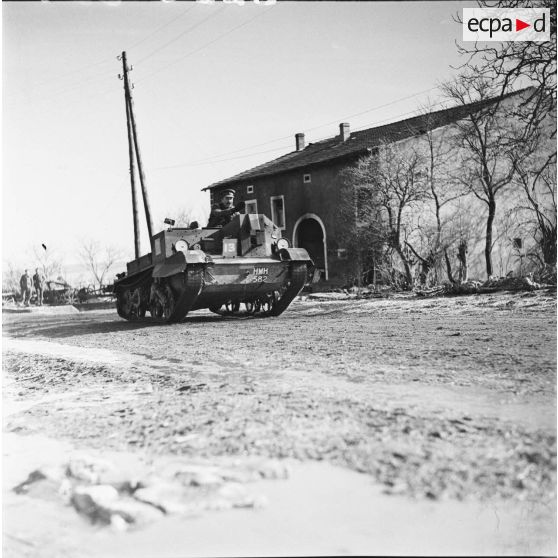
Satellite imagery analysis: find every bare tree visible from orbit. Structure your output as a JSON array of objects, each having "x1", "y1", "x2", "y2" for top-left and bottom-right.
[
  {"x1": 340, "y1": 156, "x2": 384, "y2": 288},
  {"x1": 441, "y1": 76, "x2": 528, "y2": 278},
  {"x1": 80, "y1": 240, "x2": 123, "y2": 290},
  {"x1": 2, "y1": 261, "x2": 22, "y2": 294},
  {"x1": 403, "y1": 107, "x2": 470, "y2": 285},
  {"x1": 158, "y1": 207, "x2": 200, "y2": 229},
  {"x1": 505, "y1": 86, "x2": 557, "y2": 270},
  {"x1": 513, "y1": 152, "x2": 557, "y2": 266},
  {"x1": 31, "y1": 244, "x2": 64, "y2": 280},
  {"x1": 376, "y1": 142, "x2": 433, "y2": 287},
  {"x1": 454, "y1": 0, "x2": 556, "y2": 274},
  {"x1": 443, "y1": 84, "x2": 556, "y2": 278},
  {"x1": 456, "y1": 0, "x2": 556, "y2": 120},
  {"x1": 343, "y1": 138, "x2": 447, "y2": 289}
]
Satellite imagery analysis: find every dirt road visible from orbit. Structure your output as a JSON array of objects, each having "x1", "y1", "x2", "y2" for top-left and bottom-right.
[{"x1": 2, "y1": 290, "x2": 556, "y2": 556}]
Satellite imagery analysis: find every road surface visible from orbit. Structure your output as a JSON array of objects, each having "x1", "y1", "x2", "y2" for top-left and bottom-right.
[{"x1": 2, "y1": 290, "x2": 556, "y2": 556}]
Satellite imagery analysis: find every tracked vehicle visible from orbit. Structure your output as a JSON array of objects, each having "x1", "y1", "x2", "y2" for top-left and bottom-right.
[
  {"x1": 113, "y1": 52, "x2": 313, "y2": 323},
  {"x1": 114, "y1": 214, "x2": 313, "y2": 322}
]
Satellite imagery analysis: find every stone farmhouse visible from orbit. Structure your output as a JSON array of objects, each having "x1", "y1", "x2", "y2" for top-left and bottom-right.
[{"x1": 203, "y1": 88, "x2": 549, "y2": 286}]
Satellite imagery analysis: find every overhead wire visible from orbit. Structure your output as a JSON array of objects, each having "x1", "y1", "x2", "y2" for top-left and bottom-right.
[
  {"x1": 164, "y1": 98, "x2": 454, "y2": 180},
  {"x1": 126, "y1": 4, "x2": 197, "y2": 51},
  {"x1": 134, "y1": 6, "x2": 226, "y2": 66},
  {"x1": 135, "y1": 5, "x2": 275, "y2": 84},
  {"x1": 157, "y1": 86, "x2": 443, "y2": 166},
  {"x1": 305, "y1": 87, "x2": 441, "y2": 134},
  {"x1": 149, "y1": 88, "x2": 447, "y2": 170},
  {"x1": 350, "y1": 99, "x2": 452, "y2": 133},
  {"x1": 152, "y1": 143, "x2": 293, "y2": 171},
  {"x1": 61, "y1": 10, "x2": 225, "y2": 110},
  {"x1": 4, "y1": 4, "x2": 206, "y2": 111},
  {"x1": 3, "y1": 60, "x2": 118, "y2": 112},
  {"x1": 60, "y1": 6, "x2": 227, "y2": 116},
  {"x1": 9, "y1": 5, "x2": 451, "y2": 177},
  {"x1": 24, "y1": 56, "x2": 114, "y2": 92},
  {"x1": 31, "y1": 5, "x2": 253, "y2": 164}
]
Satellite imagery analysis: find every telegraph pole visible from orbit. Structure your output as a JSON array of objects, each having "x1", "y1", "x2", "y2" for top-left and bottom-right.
[
  {"x1": 121, "y1": 52, "x2": 140, "y2": 259},
  {"x1": 121, "y1": 51, "x2": 154, "y2": 247}
]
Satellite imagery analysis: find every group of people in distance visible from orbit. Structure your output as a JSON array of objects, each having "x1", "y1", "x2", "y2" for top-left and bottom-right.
[{"x1": 19, "y1": 268, "x2": 45, "y2": 307}]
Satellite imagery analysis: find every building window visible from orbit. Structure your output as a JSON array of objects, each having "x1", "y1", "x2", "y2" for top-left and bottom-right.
[
  {"x1": 245, "y1": 199, "x2": 258, "y2": 214},
  {"x1": 247, "y1": 185, "x2": 254, "y2": 194},
  {"x1": 270, "y1": 195, "x2": 286, "y2": 229},
  {"x1": 303, "y1": 173, "x2": 311, "y2": 183},
  {"x1": 513, "y1": 237, "x2": 523, "y2": 250}
]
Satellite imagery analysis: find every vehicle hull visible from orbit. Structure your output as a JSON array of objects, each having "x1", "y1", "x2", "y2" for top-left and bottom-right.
[{"x1": 113, "y1": 215, "x2": 314, "y2": 323}]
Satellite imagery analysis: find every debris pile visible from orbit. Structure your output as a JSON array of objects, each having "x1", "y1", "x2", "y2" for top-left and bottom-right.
[
  {"x1": 13, "y1": 453, "x2": 289, "y2": 531},
  {"x1": 414, "y1": 276, "x2": 548, "y2": 297},
  {"x1": 444, "y1": 276, "x2": 543, "y2": 295},
  {"x1": 483, "y1": 276, "x2": 541, "y2": 291},
  {"x1": 309, "y1": 274, "x2": 553, "y2": 300},
  {"x1": 534, "y1": 265, "x2": 557, "y2": 285}
]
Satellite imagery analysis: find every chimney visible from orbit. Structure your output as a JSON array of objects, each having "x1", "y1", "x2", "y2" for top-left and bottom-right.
[
  {"x1": 295, "y1": 133, "x2": 305, "y2": 151},
  {"x1": 339, "y1": 122, "x2": 350, "y2": 141}
]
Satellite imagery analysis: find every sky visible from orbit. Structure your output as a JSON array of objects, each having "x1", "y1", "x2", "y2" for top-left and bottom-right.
[{"x1": 2, "y1": 0, "x2": 476, "y2": 282}]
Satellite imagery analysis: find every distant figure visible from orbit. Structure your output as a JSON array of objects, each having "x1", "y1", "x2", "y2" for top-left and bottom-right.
[
  {"x1": 19, "y1": 270, "x2": 32, "y2": 306},
  {"x1": 207, "y1": 189, "x2": 245, "y2": 228},
  {"x1": 33, "y1": 268, "x2": 45, "y2": 306}
]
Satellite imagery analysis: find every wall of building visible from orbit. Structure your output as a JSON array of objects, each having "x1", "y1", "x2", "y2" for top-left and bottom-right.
[
  {"x1": 210, "y1": 91, "x2": 555, "y2": 287},
  {"x1": 385, "y1": 90, "x2": 553, "y2": 283}
]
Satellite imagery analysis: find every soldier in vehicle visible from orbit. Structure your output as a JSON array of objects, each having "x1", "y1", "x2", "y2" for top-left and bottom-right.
[
  {"x1": 19, "y1": 269, "x2": 32, "y2": 306},
  {"x1": 207, "y1": 189, "x2": 245, "y2": 228},
  {"x1": 33, "y1": 268, "x2": 45, "y2": 306}
]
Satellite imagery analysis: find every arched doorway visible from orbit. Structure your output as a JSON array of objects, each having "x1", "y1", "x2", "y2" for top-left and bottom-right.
[{"x1": 293, "y1": 214, "x2": 328, "y2": 280}]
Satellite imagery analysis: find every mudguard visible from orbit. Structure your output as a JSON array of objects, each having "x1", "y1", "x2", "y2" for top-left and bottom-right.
[
  {"x1": 278, "y1": 247, "x2": 313, "y2": 263},
  {"x1": 153, "y1": 250, "x2": 206, "y2": 278}
]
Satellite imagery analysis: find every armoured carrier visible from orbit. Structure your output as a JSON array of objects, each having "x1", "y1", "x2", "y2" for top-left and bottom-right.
[
  {"x1": 114, "y1": 215, "x2": 313, "y2": 322},
  {"x1": 113, "y1": 52, "x2": 314, "y2": 323}
]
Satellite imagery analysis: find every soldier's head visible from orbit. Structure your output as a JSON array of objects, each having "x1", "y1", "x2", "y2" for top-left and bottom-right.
[
  {"x1": 35, "y1": 268, "x2": 39, "y2": 273},
  {"x1": 220, "y1": 189, "x2": 235, "y2": 209}
]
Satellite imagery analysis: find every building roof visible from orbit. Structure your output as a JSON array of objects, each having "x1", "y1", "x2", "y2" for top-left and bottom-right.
[{"x1": 204, "y1": 88, "x2": 530, "y2": 191}]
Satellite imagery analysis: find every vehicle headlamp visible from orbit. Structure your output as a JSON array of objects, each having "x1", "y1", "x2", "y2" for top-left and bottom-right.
[
  {"x1": 276, "y1": 238, "x2": 290, "y2": 250},
  {"x1": 175, "y1": 239, "x2": 189, "y2": 252}
]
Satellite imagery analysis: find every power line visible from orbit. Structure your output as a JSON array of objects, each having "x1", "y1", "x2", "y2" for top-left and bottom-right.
[
  {"x1": 134, "y1": 7, "x2": 225, "y2": 66},
  {"x1": 186, "y1": 98, "x2": 450, "y2": 169},
  {"x1": 148, "y1": 88, "x2": 446, "y2": 170},
  {"x1": 177, "y1": 86, "x2": 443, "y2": 164},
  {"x1": 136, "y1": 6, "x2": 274, "y2": 84},
  {"x1": 127, "y1": 4, "x2": 197, "y2": 51},
  {"x1": 350, "y1": 99, "x2": 452, "y2": 133},
  {"x1": 23, "y1": 56, "x2": 114, "y2": 93},
  {"x1": 305, "y1": 87, "x2": 440, "y2": 134},
  {"x1": 3, "y1": 66, "x2": 118, "y2": 113},
  {"x1": 151, "y1": 143, "x2": 293, "y2": 171},
  {"x1": 5, "y1": 6, "x2": 199, "y2": 110}
]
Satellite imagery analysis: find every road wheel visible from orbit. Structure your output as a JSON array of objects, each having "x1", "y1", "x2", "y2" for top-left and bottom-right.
[
  {"x1": 116, "y1": 288, "x2": 133, "y2": 319},
  {"x1": 162, "y1": 285, "x2": 175, "y2": 321}
]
